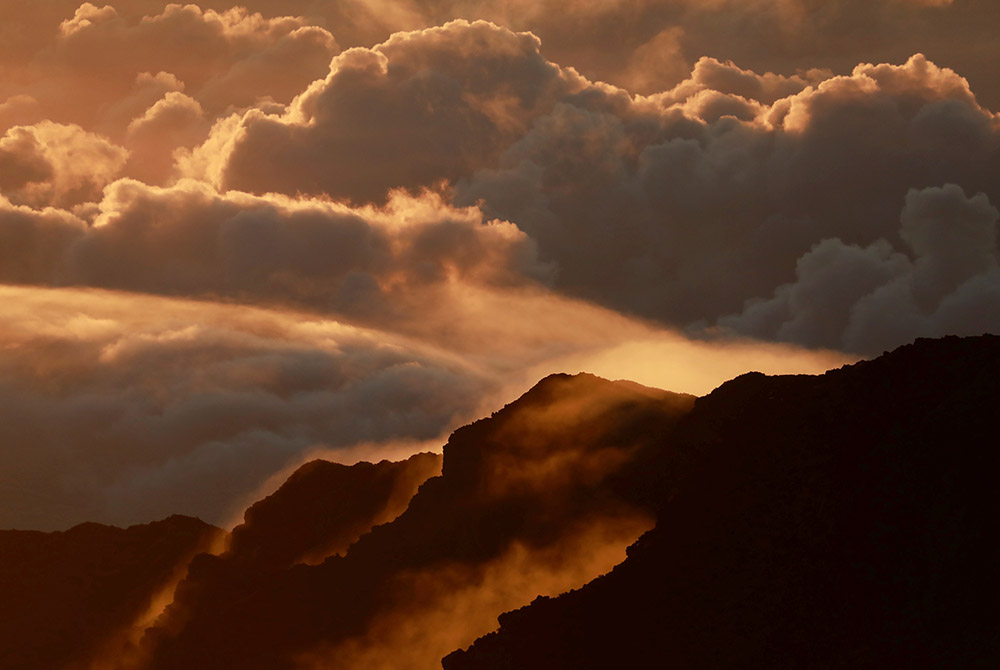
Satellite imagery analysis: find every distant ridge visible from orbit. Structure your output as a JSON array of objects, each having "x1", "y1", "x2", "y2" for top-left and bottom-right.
[{"x1": 0, "y1": 515, "x2": 224, "y2": 670}]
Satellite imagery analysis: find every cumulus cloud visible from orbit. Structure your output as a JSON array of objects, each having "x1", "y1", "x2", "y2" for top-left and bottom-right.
[
  {"x1": 123, "y1": 92, "x2": 208, "y2": 184},
  {"x1": 1, "y1": 2, "x2": 337, "y2": 147},
  {"x1": 48, "y1": 3, "x2": 336, "y2": 110},
  {"x1": 720, "y1": 185, "x2": 1000, "y2": 354},
  {"x1": 183, "y1": 20, "x2": 585, "y2": 202},
  {"x1": 0, "y1": 122, "x2": 128, "y2": 207},
  {"x1": 262, "y1": 0, "x2": 997, "y2": 109},
  {"x1": 456, "y1": 53, "x2": 1000, "y2": 334}
]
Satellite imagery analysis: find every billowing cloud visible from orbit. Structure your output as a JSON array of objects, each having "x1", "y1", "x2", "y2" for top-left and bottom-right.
[
  {"x1": 123, "y1": 92, "x2": 208, "y2": 184},
  {"x1": 230, "y1": 0, "x2": 996, "y2": 108},
  {"x1": 456, "y1": 53, "x2": 1000, "y2": 334},
  {"x1": 0, "y1": 2, "x2": 337, "y2": 143},
  {"x1": 720, "y1": 185, "x2": 1000, "y2": 354},
  {"x1": 0, "y1": 178, "x2": 548, "y2": 316},
  {"x1": 184, "y1": 20, "x2": 585, "y2": 202},
  {"x1": 49, "y1": 3, "x2": 337, "y2": 110},
  {"x1": 0, "y1": 122, "x2": 128, "y2": 207}
]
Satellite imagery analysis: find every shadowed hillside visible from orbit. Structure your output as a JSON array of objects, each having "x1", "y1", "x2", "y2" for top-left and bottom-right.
[
  {"x1": 141, "y1": 373, "x2": 695, "y2": 670},
  {"x1": 228, "y1": 452, "x2": 444, "y2": 569},
  {"x1": 444, "y1": 335, "x2": 1000, "y2": 669},
  {"x1": 0, "y1": 516, "x2": 225, "y2": 670}
]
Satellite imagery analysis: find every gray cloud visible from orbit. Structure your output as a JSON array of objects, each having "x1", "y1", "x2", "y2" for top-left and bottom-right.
[
  {"x1": 0, "y1": 286, "x2": 488, "y2": 530},
  {"x1": 719, "y1": 185, "x2": 1000, "y2": 353},
  {"x1": 454, "y1": 53, "x2": 1000, "y2": 338}
]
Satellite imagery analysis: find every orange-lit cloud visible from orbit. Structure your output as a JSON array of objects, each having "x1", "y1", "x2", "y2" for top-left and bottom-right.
[
  {"x1": 183, "y1": 20, "x2": 585, "y2": 202},
  {"x1": 0, "y1": 2, "x2": 337, "y2": 140},
  {"x1": 0, "y1": 121, "x2": 128, "y2": 208}
]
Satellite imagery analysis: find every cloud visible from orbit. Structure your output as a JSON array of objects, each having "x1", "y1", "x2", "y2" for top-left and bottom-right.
[
  {"x1": 0, "y1": 285, "x2": 489, "y2": 531},
  {"x1": 0, "y1": 284, "x2": 846, "y2": 532},
  {"x1": 123, "y1": 92, "x2": 208, "y2": 185},
  {"x1": 183, "y1": 20, "x2": 586, "y2": 201},
  {"x1": 5, "y1": 178, "x2": 545, "y2": 313},
  {"x1": 48, "y1": 3, "x2": 336, "y2": 109},
  {"x1": 719, "y1": 185, "x2": 1000, "y2": 354},
  {"x1": 260, "y1": 0, "x2": 998, "y2": 110},
  {"x1": 0, "y1": 122, "x2": 128, "y2": 207},
  {"x1": 455, "y1": 53, "x2": 1000, "y2": 342},
  {"x1": 0, "y1": 2, "x2": 338, "y2": 147}
]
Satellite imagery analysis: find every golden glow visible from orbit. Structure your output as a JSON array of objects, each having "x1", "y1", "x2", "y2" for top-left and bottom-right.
[{"x1": 296, "y1": 511, "x2": 654, "y2": 670}]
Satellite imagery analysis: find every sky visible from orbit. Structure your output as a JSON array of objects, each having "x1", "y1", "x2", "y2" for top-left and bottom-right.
[{"x1": 1, "y1": 0, "x2": 997, "y2": 531}]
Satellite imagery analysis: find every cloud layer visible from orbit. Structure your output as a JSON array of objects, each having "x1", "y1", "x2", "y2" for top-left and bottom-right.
[{"x1": 0, "y1": 286, "x2": 486, "y2": 529}]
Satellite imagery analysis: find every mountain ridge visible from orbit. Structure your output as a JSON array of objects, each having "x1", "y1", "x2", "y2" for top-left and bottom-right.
[{"x1": 444, "y1": 334, "x2": 1000, "y2": 669}]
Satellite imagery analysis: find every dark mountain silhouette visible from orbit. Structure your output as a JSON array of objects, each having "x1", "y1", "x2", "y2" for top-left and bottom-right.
[
  {"x1": 140, "y1": 373, "x2": 695, "y2": 670},
  {"x1": 137, "y1": 452, "x2": 445, "y2": 666},
  {"x1": 0, "y1": 515, "x2": 224, "y2": 670},
  {"x1": 444, "y1": 335, "x2": 1000, "y2": 669},
  {"x1": 229, "y1": 452, "x2": 443, "y2": 569}
]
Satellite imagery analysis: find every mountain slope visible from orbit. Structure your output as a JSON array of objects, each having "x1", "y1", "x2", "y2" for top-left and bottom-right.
[
  {"x1": 444, "y1": 335, "x2": 1000, "y2": 669},
  {"x1": 229, "y1": 452, "x2": 444, "y2": 569},
  {"x1": 141, "y1": 373, "x2": 695, "y2": 670},
  {"x1": 0, "y1": 515, "x2": 225, "y2": 670}
]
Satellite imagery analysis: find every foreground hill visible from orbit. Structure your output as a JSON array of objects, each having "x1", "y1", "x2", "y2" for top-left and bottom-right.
[
  {"x1": 445, "y1": 335, "x2": 1000, "y2": 669},
  {"x1": 0, "y1": 516, "x2": 224, "y2": 670},
  {"x1": 141, "y1": 374, "x2": 695, "y2": 669}
]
